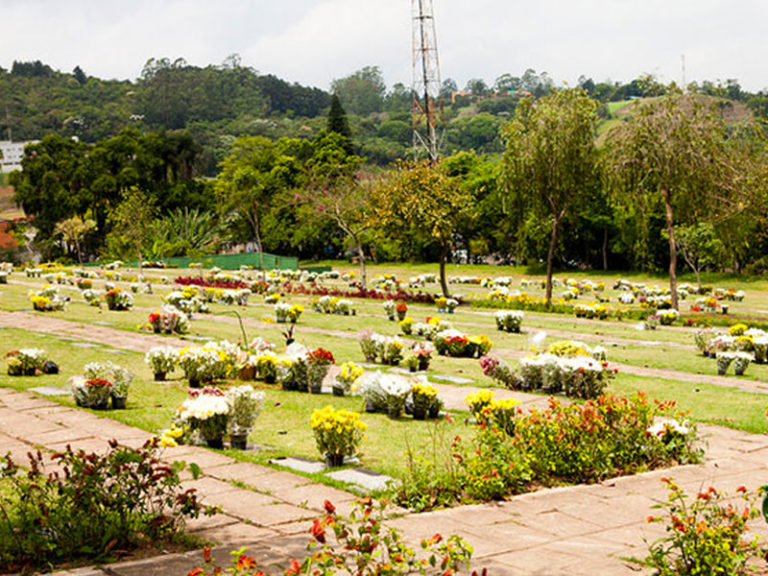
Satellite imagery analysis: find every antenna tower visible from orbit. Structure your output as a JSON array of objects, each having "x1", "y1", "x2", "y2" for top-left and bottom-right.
[{"x1": 412, "y1": 0, "x2": 443, "y2": 161}]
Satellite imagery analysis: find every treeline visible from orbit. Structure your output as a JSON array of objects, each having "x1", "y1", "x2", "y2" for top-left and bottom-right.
[{"x1": 6, "y1": 57, "x2": 768, "y2": 171}]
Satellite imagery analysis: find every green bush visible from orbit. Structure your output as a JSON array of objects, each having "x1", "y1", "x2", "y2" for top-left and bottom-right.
[
  {"x1": 0, "y1": 439, "x2": 213, "y2": 573},
  {"x1": 644, "y1": 479, "x2": 760, "y2": 575}
]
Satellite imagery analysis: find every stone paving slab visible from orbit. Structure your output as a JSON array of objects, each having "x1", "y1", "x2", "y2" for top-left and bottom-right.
[
  {"x1": 270, "y1": 455, "x2": 326, "y2": 474},
  {"x1": 29, "y1": 385, "x2": 70, "y2": 396}
]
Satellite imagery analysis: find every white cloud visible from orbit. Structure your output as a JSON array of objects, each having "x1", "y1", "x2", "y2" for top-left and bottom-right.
[{"x1": 1, "y1": 0, "x2": 767, "y2": 92}]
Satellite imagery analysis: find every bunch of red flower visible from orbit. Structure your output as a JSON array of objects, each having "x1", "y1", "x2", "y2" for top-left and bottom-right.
[
  {"x1": 85, "y1": 378, "x2": 112, "y2": 389},
  {"x1": 308, "y1": 348, "x2": 335, "y2": 365}
]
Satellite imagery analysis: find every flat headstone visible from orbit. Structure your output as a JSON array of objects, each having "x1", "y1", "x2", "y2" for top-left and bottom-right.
[
  {"x1": 102, "y1": 349, "x2": 125, "y2": 355},
  {"x1": 29, "y1": 385, "x2": 70, "y2": 396},
  {"x1": 325, "y1": 467, "x2": 394, "y2": 492},
  {"x1": 432, "y1": 374, "x2": 473, "y2": 384},
  {"x1": 357, "y1": 363, "x2": 379, "y2": 369},
  {"x1": 57, "y1": 337, "x2": 76, "y2": 342},
  {"x1": 269, "y1": 456, "x2": 326, "y2": 474},
  {"x1": 71, "y1": 342, "x2": 99, "y2": 348},
  {"x1": 93, "y1": 320, "x2": 116, "y2": 326},
  {"x1": 185, "y1": 335, "x2": 215, "y2": 342}
]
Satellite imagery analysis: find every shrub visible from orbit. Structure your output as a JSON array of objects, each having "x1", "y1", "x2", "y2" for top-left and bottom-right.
[
  {"x1": 0, "y1": 439, "x2": 212, "y2": 573},
  {"x1": 187, "y1": 498, "x2": 476, "y2": 576},
  {"x1": 644, "y1": 479, "x2": 760, "y2": 575}
]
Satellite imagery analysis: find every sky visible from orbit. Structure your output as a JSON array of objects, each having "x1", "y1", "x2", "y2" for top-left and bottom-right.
[{"x1": 2, "y1": 0, "x2": 767, "y2": 93}]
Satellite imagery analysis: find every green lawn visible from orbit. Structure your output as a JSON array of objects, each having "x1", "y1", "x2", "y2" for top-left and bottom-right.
[{"x1": 3, "y1": 262, "x2": 768, "y2": 484}]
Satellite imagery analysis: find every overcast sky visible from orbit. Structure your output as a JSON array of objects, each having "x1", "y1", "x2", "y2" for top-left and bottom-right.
[{"x1": 2, "y1": 0, "x2": 767, "y2": 93}]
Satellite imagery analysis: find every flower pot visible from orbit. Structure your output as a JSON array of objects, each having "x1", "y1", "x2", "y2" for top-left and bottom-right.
[
  {"x1": 412, "y1": 407, "x2": 427, "y2": 420},
  {"x1": 265, "y1": 374, "x2": 276, "y2": 384},
  {"x1": 396, "y1": 311, "x2": 406, "y2": 321},
  {"x1": 418, "y1": 358, "x2": 430, "y2": 371},
  {"x1": 734, "y1": 367, "x2": 746, "y2": 376},
  {"x1": 206, "y1": 437, "x2": 224, "y2": 449},
  {"x1": 310, "y1": 381, "x2": 323, "y2": 394},
  {"x1": 281, "y1": 380, "x2": 298, "y2": 392},
  {"x1": 365, "y1": 400, "x2": 378, "y2": 413},
  {"x1": 91, "y1": 398, "x2": 110, "y2": 410},
  {"x1": 154, "y1": 372, "x2": 166, "y2": 382},
  {"x1": 387, "y1": 404, "x2": 403, "y2": 419},
  {"x1": 332, "y1": 385, "x2": 345, "y2": 397},
  {"x1": 229, "y1": 433, "x2": 249, "y2": 450},
  {"x1": 111, "y1": 396, "x2": 127, "y2": 410},
  {"x1": 325, "y1": 453, "x2": 344, "y2": 467},
  {"x1": 189, "y1": 378, "x2": 200, "y2": 388},
  {"x1": 238, "y1": 365, "x2": 257, "y2": 381},
  {"x1": 23, "y1": 367, "x2": 36, "y2": 376}
]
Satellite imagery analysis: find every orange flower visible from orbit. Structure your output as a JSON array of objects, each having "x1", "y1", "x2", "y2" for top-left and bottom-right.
[
  {"x1": 324, "y1": 500, "x2": 336, "y2": 514},
  {"x1": 310, "y1": 518, "x2": 326, "y2": 543}
]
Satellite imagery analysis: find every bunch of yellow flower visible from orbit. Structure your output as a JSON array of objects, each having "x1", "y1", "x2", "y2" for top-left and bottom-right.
[
  {"x1": 729, "y1": 323, "x2": 749, "y2": 337},
  {"x1": 547, "y1": 340, "x2": 589, "y2": 358},
  {"x1": 412, "y1": 382, "x2": 438, "y2": 399},
  {"x1": 337, "y1": 362, "x2": 363, "y2": 386},
  {"x1": 485, "y1": 397, "x2": 520, "y2": 435},
  {"x1": 465, "y1": 389, "x2": 495, "y2": 420},
  {"x1": 310, "y1": 406, "x2": 367, "y2": 462}
]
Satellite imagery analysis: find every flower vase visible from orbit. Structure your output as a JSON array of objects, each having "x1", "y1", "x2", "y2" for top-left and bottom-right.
[
  {"x1": 206, "y1": 437, "x2": 224, "y2": 449},
  {"x1": 418, "y1": 358, "x2": 430, "y2": 371},
  {"x1": 91, "y1": 398, "x2": 110, "y2": 410},
  {"x1": 23, "y1": 367, "x2": 36, "y2": 376},
  {"x1": 396, "y1": 311, "x2": 406, "y2": 322},
  {"x1": 325, "y1": 453, "x2": 344, "y2": 467},
  {"x1": 111, "y1": 396, "x2": 127, "y2": 410},
  {"x1": 154, "y1": 372, "x2": 166, "y2": 382},
  {"x1": 188, "y1": 377, "x2": 200, "y2": 389},
  {"x1": 265, "y1": 374, "x2": 276, "y2": 384},
  {"x1": 229, "y1": 433, "x2": 248, "y2": 450},
  {"x1": 411, "y1": 406, "x2": 427, "y2": 420},
  {"x1": 238, "y1": 365, "x2": 256, "y2": 381}
]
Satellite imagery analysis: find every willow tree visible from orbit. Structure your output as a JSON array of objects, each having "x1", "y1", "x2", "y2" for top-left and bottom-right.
[
  {"x1": 370, "y1": 160, "x2": 474, "y2": 297},
  {"x1": 499, "y1": 88, "x2": 599, "y2": 306},
  {"x1": 604, "y1": 93, "x2": 763, "y2": 309}
]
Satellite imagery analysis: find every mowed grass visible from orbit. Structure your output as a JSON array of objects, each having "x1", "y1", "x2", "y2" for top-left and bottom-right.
[{"x1": 2, "y1": 261, "x2": 768, "y2": 483}]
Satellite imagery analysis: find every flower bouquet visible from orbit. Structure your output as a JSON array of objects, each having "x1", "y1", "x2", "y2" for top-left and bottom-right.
[
  {"x1": 71, "y1": 377, "x2": 113, "y2": 409},
  {"x1": 310, "y1": 405, "x2": 367, "y2": 467},
  {"x1": 84, "y1": 361, "x2": 134, "y2": 408},
  {"x1": 104, "y1": 288, "x2": 133, "y2": 311},
  {"x1": 410, "y1": 381, "x2": 439, "y2": 420},
  {"x1": 379, "y1": 373, "x2": 412, "y2": 418},
  {"x1": 177, "y1": 387, "x2": 230, "y2": 448},
  {"x1": 334, "y1": 362, "x2": 363, "y2": 396},
  {"x1": 383, "y1": 300, "x2": 396, "y2": 321},
  {"x1": 226, "y1": 385, "x2": 265, "y2": 448},
  {"x1": 145, "y1": 346, "x2": 179, "y2": 381},
  {"x1": 5, "y1": 348, "x2": 46, "y2": 376},
  {"x1": 495, "y1": 310, "x2": 524, "y2": 333},
  {"x1": 307, "y1": 347, "x2": 335, "y2": 393}
]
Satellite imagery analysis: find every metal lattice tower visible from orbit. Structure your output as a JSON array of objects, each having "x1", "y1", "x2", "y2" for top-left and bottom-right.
[{"x1": 412, "y1": 0, "x2": 443, "y2": 161}]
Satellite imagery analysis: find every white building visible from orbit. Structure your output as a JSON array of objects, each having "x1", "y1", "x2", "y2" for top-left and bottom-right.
[{"x1": 0, "y1": 141, "x2": 34, "y2": 173}]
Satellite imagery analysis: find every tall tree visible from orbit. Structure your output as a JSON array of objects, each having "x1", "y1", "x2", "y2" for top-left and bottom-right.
[
  {"x1": 330, "y1": 66, "x2": 386, "y2": 116},
  {"x1": 54, "y1": 215, "x2": 96, "y2": 263},
  {"x1": 107, "y1": 188, "x2": 157, "y2": 278},
  {"x1": 500, "y1": 88, "x2": 599, "y2": 305},
  {"x1": 327, "y1": 94, "x2": 353, "y2": 154},
  {"x1": 604, "y1": 93, "x2": 765, "y2": 309},
  {"x1": 214, "y1": 136, "x2": 303, "y2": 275},
  {"x1": 370, "y1": 160, "x2": 474, "y2": 297}
]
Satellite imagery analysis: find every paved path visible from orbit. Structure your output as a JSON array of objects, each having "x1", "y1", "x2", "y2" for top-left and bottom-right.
[{"x1": 2, "y1": 386, "x2": 768, "y2": 575}]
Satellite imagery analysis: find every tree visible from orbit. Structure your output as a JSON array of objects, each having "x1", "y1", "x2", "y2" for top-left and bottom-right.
[
  {"x1": 670, "y1": 223, "x2": 724, "y2": 288},
  {"x1": 214, "y1": 136, "x2": 304, "y2": 275},
  {"x1": 604, "y1": 93, "x2": 764, "y2": 309},
  {"x1": 54, "y1": 215, "x2": 96, "y2": 263},
  {"x1": 72, "y1": 66, "x2": 88, "y2": 86},
  {"x1": 327, "y1": 94, "x2": 353, "y2": 154},
  {"x1": 330, "y1": 66, "x2": 386, "y2": 116},
  {"x1": 500, "y1": 88, "x2": 599, "y2": 306},
  {"x1": 107, "y1": 188, "x2": 157, "y2": 278},
  {"x1": 370, "y1": 160, "x2": 474, "y2": 297},
  {"x1": 300, "y1": 131, "x2": 369, "y2": 287}
]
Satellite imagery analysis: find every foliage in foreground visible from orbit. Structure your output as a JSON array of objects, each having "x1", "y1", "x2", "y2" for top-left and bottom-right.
[
  {"x1": 0, "y1": 438, "x2": 213, "y2": 574},
  {"x1": 644, "y1": 479, "x2": 761, "y2": 575},
  {"x1": 396, "y1": 393, "x2": 703, "y2": 511},
  {"x1": 187, "y1": 498, "x2": 478, "y2": 575}
]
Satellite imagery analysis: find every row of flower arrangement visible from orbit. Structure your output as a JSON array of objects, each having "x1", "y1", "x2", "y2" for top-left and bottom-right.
[
  {"x1": 480, "y1": 340, "x2": 615, "y2": 399},
  {"x1": 70, "y1": 361, "x2": 134, "y2": 410},
  {"x1": 693, "y1": 323, "x2": 768, "y2": 376},
  {"x1": 5, "y1": 348, "x2": 57, "y2": 376}
]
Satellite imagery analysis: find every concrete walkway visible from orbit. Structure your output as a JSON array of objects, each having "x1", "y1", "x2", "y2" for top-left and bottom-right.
[{"x1": 2, "y1": 385, "x2": 768, "y2": 575}]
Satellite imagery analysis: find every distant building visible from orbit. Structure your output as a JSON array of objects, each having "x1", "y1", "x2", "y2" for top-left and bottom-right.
[{"x1": 0, "y1": 140, "x2": 35, "y2": 173}]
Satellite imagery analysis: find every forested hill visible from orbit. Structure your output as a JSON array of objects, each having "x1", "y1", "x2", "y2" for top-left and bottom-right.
[{"x1": 3, "y1": 58, "x2": 768, "y2": 174}]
